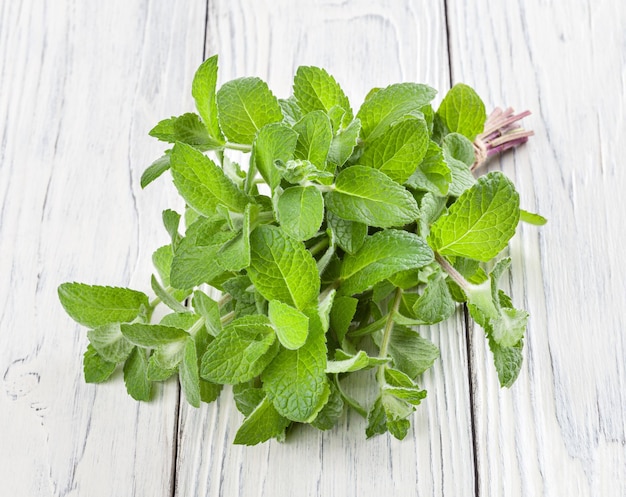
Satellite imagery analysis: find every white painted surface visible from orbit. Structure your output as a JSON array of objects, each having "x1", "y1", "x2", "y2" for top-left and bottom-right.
[{"x1": 1, "y1": 1, "x2": 624, "y2": 496}]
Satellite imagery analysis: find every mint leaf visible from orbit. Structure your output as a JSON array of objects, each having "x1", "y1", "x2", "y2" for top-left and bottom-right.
[
  {"x1": 310, "y1": 381, "x2": 344, "y2": 431},
  {"x1": 192, "y1": 55, "x2": 223, "y2": 142},
  {"x1": 329, "y1": 295, "x2": 358, "y2": 343},
  {"x1": 141, "y1": 153, "x2": 171, "y2": 188},
  {"x1": 278, "y1": 96, "x2": 302, "y2": 126},
  {"x1": 293, "y1": 110, "x2": 333, "y2": 171},
  {"x1": 405, "y1": 141, "x2": 451, "y2": 196},
  {"x1": 200, "y1": 315, "x2": 278, "y2": 384},
  {"x1": 412, "y1": 268, "x2": 455, "y2": 324},
  {"x1": 488, "y1": 335, "x2": 524, "y2": 388},
  {"x1": 233, "y1": 395, "x2": 290, "y2": 445},
  {"x1": 83, "y1": 345, "x2": 117, "y2": 383},
  {"x1": 217, "y1": 203, "x2": 255, "y2": 272},
  {"x1": 360, "y1": 117, "x2": 429, "y2": 184},
  {"x1": 149, "y1": 113, "x2": 220, "y2": 150},
  {"x1": 58, "y1": 283, "x2": 149, "y2": 328},
  {"x1": 326, "y1": 350, "x2": 388, "y2": 373},
  {"x1": 356, "y1": 83, "x2": 436, "y2": 142},
  {"x1": 253, "y1": 123, "x2": 298, "y2": 188},
  {"x1": 376, "y1": 325, "x2": 440, "y2": 378},
  {"x1": 327, "y1": 118, "x2": 361, "y2": 168},
  {"x1": 277, "y1": 185, "x2": 324, "y2": 241},
  {"x1": 87, "y1": 323, "x2": 134, "y2": 363},
  {"x1": 268, "y1": 300, "x2": 309, "y2": 350},
  {"x1": 170, "y1": 142, "x2": 249, "y2": 216},
  {"x1": 262, "y1": 311, "x2": 329, "y2": 422},
  {"x1": 216, "y1": 77, "x2": 283, "y2": 145},
  {"x1": 248, "y1": 225, "x2": 320, "y2": 310},
  {"x1": 151, "y1": 275, "x2": 188, "y2": 314},
  {"x1": 429, "y1": 172, "x2": 520, "y2": 261},
  {"x1": 293, "y1": 66, "x2": 352, "y2": 119},
  {"x1": 520, "y1": 209, "x2": 547, "y2": 225},
  {"x1": 120, "y1": 323, "x2": 188, "y2": 347},
  {"x1": 123, "y1": 347, "x2": 152, "y2": 401},
  {"x1": 326, "y1": 166, "x2": 420, "y2": 228},
  {"x1": 192, "y1": 290, "x2": 221, "y2": 337},
  {"x1": 179, "y1": 338, "x2": 201, "y2": 407},
  {"x1": 437, "y1": 83, "x2": 486, "y2": 141},
  {"x1": 339, "y1": 230, "x2": 434, "y2": 296},
  {"x1": 233, "y1": 382, "x2": 265, "y2": 416}
]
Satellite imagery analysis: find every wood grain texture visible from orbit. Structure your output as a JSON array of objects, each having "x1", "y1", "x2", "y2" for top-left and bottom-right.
[
  {"x1": 0, "y1": 1, "x2": 205, "y2": 495},
  {"x1": 173, "y1": 1, "x2": 476, "y2": 496},
  {"x1": 446, "y1": 1, "x2": 626, "y2": 495}
]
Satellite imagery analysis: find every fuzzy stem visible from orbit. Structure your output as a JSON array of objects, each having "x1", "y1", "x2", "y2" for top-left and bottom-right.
[{"x1": 377, "y1": 287, "x2": 403, "y2": 384}]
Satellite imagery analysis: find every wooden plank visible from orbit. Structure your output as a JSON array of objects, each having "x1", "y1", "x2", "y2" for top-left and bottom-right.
[
  {"x1": 173, "y1": 1, "x2": 476, "y2": 496},
  {"x1": 0, "y1": 1, "x2": 206, "y2": 495},
  {"x1": 446, "y1": 1, "x2": 626, "y2": 495}
]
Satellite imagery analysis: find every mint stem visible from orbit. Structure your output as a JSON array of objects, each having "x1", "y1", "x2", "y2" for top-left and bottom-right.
[
  {"x1": 435, "y1": 252, "x2": 471, "y2": 291},
  {"x1": 334, "y1": 374, "x2": 367, "y2": 418},
  {"x1": 224, "y1": 142, "x2": 252, "y2": 153},
  {"x1": 377, "y1": 287, "x2": 403, "y2": 384}
]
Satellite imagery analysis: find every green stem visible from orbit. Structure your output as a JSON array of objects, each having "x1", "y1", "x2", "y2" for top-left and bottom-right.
[
  {"x1": 218, "y1": 293, "x2": 232, "y2": 308},
  {"x1": 220, "y1": 310, "x2": 236, "y2": 326},
  {"x1": 334, "y1": 374, "x2": 367, "y2": 418},
  {"x1": 188, "y1": 316, "x2": 206, "y2": 337},
  {"x1": 377, "y1": 287, "x2": 403, "y2": 384},
  {"x1": 224, "y1": 142, "x2": 252, "y2": 153},
  {"x1": 435, "y1": 252, "x2": 470, "y2": 291},
  {"x1": 309, "y1": 236, "x2": 329, "y2": 257}
]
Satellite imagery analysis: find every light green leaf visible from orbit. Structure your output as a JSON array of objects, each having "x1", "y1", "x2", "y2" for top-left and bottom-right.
[
  {"x1": 233, "y1": 395, "x2": 290, "y2": 446},
  {"x1": 192, "y1": 55, "x2": 223, "y2": 142},
  {"x1": 141, "y1": 153, "x2": 171, "y2": 188},
  {"x1": 58, "y1": 283, "x2": 149, "y2": 329},
  {"x1": 326, "y1": 350, "x2": 388, "y2": 373},
  {"x1": 170, "y1": 142, "x2": 249, "y2": 216},
  {"x1": 293, "y1": 110, "x2": 333, "y2": 171},
  {"x1": 192, "y1": 290, "x2": 221, "y2": 337},
  {"x1": 149, "y1": 113, "x2": 221, "y2": 150},
  {"x1": 339, "y1": 230, "x2": 434, "y2": 296},
  {"x1": 293, "y1": 66, "x2": 352, "y2": 118},
  {"x1": 406, "y1": 141, "x2": 451, "y2": 196},
  {"x1": 217, "y1": 203, "x2": 256, "y2": 272},
  {"x1": 356, "y1": 82, "x2": 436, "y2": 142},
  {"x1": 268, "y1": 300, "x2": 309, "y2": 350},
  {"x1": 274, "y1": 159, "x2": 333, "y2": 185},
  {"x1": 253, "y1": 123, "x2": 298, "y2": 188},
  {"x1": 262, "y1": 311, "x2": 328, "y2": 422},
  {"x1": 375, "y1": 325, "x2": 439, "y2": 378},
  {"x1": 329, "y1": 295, "x2": 358, "y2": 343},
  {"x1": 310, "y1": 381, "x2": 344, "y2": 431},
  {"x1": 443, "y1": 133, "x2": 476, "y2": 197},
  {"x1": 83, "y1": 345, "x2": 116, "y2": 383},
  {"x1": 151, "y1": 275, "x2": 188, "y2": 314},
  {"x1": 326, "y1": 210, "x2": 366, "y2": 255},
  {"x1": 437, "y1": 83, "x2": 486, "y2": 141},
  {"x1": 488, "y1": 335, "x2": 524, "y2": 388},
  {"x1": 179, "y1": 338, "x2": 201, "y2": 407},
  {"x1": 418, "y1": 192, "x2": 447, "y2": 237},
  {"x1": 123, "y1": 347, "x2": 152, "y2": 401},
  {"x1": 412, "y1": 268, "x2": 456, "y2": 324},
  {"x1": 277, "y1": 186, "x2": 324, "y2": 241},
  {"x1": 327, "y1": 118, "x2": 361, "y2": 168},
  {"x1": 360, "y1": 117, "x2": 429, "y2": 184},
  {"x1": 216, "y1": 77, "x2": 283, "y2": 145},
  {"x1": 278, "y1": 96, "x2": 302, "y2": 126},
  {"x1": 428, "y1": 172, "x2": 520, "y2": 261},
  {"x1": 87, "y1": 323, "x2": 134, "y2": 363},
  {"x1": 443, "y1": 132, "x2": 475, "y2": 167},
  {"x1": 248, "y1": 225, "x2": 320, "y2": 310},
  {"x1": 520, "y1": 209, "x2": 547, "y2": 226},
  {"x1": 120, "y1": 323, "x2": 188, "y2": 347},
  {"x1": 233, "y1": 382, "x2": 266, "y2": 416},
  {"x1": 325, "y1": 166, "x2": 420, "y2": 228},
  {"x1": 200, "y1": 315, "x2": 278, "y2": 384}
]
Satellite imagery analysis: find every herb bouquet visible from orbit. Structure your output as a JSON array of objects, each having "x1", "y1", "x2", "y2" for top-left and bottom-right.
[{"x1": 59, "y1": 56, "x2": 543, "y2": 444}]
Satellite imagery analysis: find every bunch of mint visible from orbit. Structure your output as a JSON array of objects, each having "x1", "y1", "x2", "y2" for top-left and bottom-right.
[{"x1": 58, "y1": 55, "x2": 544, "y2": 444}]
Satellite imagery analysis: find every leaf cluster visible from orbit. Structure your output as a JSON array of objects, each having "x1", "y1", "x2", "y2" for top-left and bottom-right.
[{"x1": 59, "y1": 56, "x2": 543, "y2": 444}]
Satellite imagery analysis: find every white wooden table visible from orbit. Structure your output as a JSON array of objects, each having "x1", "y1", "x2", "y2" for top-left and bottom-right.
[{"x1": 2, "y1": 1, "x2": 625, "y2": 495}]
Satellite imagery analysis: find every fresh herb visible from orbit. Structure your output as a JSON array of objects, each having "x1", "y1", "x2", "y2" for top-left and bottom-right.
[{"x1": 59, "y1": 56, "x2": 542, "y2": 444}]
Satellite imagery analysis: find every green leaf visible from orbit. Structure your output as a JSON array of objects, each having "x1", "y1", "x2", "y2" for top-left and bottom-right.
[
  {"x1": 274, "y1": 159, "x2": 333, "y2": 185},
  {"x1": 87, "y1": 323, "x2": 134, "y2": 363},
  {"x1": 248, "y1": 225, "x2": 320, "y2": 310},
  {"x1": 192, "y1": 290, "x2": 222, "y2": 337},
  {"x1": 418, "y1": 193, "x2": 447, "y2": 237},
  {"x1": 149, "y1": 113, "x2": 221, "y2": 150},
  {"x1": 310, "y1": 381, "x2": 344, "y2": 431},
  {"x1": 277, "y1": 186, "x2": 324, "y2": 241},
  {"x1": 58, "y1": 283, "x2": 149, "y2": 329},
  {"x1": 428, "y1": 172, "x2": 520, "y2": 261},
  {"x1": 200, "y1": 315, "x2": 278, "y2": 384},
  {"x1": 162, "y1": 209, "x2": 181, "y2": 245},
  {"x1": 120, "y1": 323, "x2": 188, "y2": 347},
  {"x1": 262, "y1": 311, "x2": 329, "y2": 422},
  {"x1": 233, "y1": 395, "x2": 291, "y2": 445},
  {"x1": 326, "y1": 350, "x2": 388, "y2": 373},
  {"x1": 405, "y1": 141, "x2": 451, "y2": 196},
  {"x1": 356, "y1": 83, "x2": 437, "y2": 142},
  {"x1": 325, "y1": 166, "x2": 420, "y2": 228},
  {"x1": 488, "y1": 335, "x2": 524, "y2": 388},
  {"x1": 151, "y1": 275, "x2": 188, "y2": 314},
  {"x1": 339, "y1": 230, "x2": 434, "y2": 296},
  {"x1": 253, "y1": 123, "x2": 298, "y2": 188},
  {"x1": 360, "y1": 117, "x2": 429, "y2": 184},
  {"x1": 443, "y1": 132, "x2": 475, "y2": 167},
  {"x1": 268, "y1": 300, "x2": 309, "y2": 350},
  {"x1": 216, "y1": 77, "x2": 283, "y2": 145},
  {"x1": 278, "y1": 96, "x2": 302, "y2": 126},
  {"x1": 170, "y1": 142, "x2": 249, "y2": 216},
  {"x1": 375, "y1": 325, "x2": 440, "y2": 378},
  {"x1": 326, "y1": 211, "x2": 366, "y2": 255},
  {"x1": 83, "y1": 345, "x2": 117, "y2": 383},
  {"x1": 412, "y1": 268, "x2": 456, "y2": 324},
  {"x1": 437, "y1": 83, "x2": 486, "y2": 140},
  {"x1": 192, "y1": 55, "x2": 223, "y2": 142},
  {"x1": 217, "y1": 203, "x2": 256, "y2": 272},
  {"x1": 520, "y1": 209, "x2": 547, "y2": 225},
  {"x1": 327, "y1": 118, "x2": 361, "y2": 168},
  {"x1": 141, "y1": 153, "x2": 171, "y2": 188},
  {"x1": 293, "y1": 66, "x2": 352, "y2": 119},
  {"x1": 179, "y1": 338, "x2": 201, "y2": 407},
  {"x1": 293, "y1": 110, "x2": 333, "y2": 171},
  {"x1": 123, "y1": 347, "x2": 152, "y2": 401},
  {"x1": 329, "y1": 295, "x2": 358, "y2": 343},
  {"x1": 233, "y1": 382, "x2": 266, "y2": 416}
]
